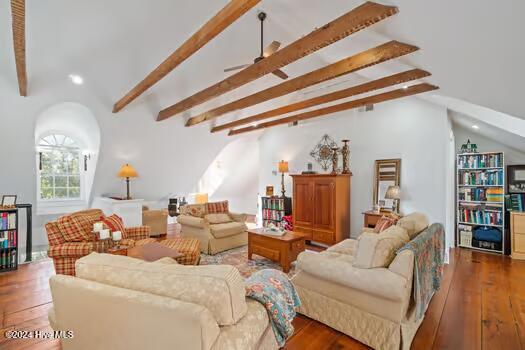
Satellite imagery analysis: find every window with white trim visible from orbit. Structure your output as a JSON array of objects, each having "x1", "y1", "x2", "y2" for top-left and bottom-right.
[{"x1": 37, "y1": 134, "x2": 82, "y2": 200}]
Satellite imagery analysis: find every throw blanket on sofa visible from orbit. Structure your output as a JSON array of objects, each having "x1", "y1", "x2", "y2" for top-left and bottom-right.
[
  {"x1": 245, "y1": 269, "x2": 301, "y2": 347},
  {"x1": 398, "y1": 223, "x2": 445, "y2": 320}
]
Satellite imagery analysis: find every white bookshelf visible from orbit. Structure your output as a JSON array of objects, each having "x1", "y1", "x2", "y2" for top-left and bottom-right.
[{"x1": 456, "y1": 152, "x2": 505, "y2": 254}]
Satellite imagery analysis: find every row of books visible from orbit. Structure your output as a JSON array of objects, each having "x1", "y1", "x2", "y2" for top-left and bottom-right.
[
  {"x1": 261, "y1": 197, "x2": 286, "y2": 211},
  {"x1": 0, "y1": 230, "x2": 17, "y2": 248},
  {"x1": 458, "y1": 187, "x2": 504, "y2": 202},
  {"x1": 458, "y1": 153, "x2": 503, "y2": 169},
  {"x1": 458, "y1": 209, "x2": 503, "y2": 226},
  {"x1": 459, "y1": 170, "x2": 503, "y2": 186},
  {"x1": 0, "y1": 212, "x2": 16, "y2": 230},
  {"x1": 0, "y1": 248, "x2": 17, "y2": 270},
  {"x1": 506, "y1": 194, "x2": 525, "y2": 212},
  {"x1": 262, "y1": 209, "x2": 286, "y2": 222}
]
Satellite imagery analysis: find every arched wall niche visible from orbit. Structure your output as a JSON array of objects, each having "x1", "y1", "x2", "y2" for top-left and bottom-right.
[{"x1": 34, "y1": 102, "x2": 101, "y2": 214}]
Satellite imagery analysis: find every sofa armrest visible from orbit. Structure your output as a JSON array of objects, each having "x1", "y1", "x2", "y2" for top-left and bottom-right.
[
  {"x1": 124, "y1": 226, "x2": 151, "y2": 240},
  {"x1": 229, "y1": 212, "x2": 247, "y2": 223},
  {"x1": 48, "y1": 242, "x2": 95, "y2": 258},
  {"x1": 389, "y1": 250, "x2": 414, "y2": 280},
  {"x1": 178, "y1": 215, "x2": 207, "y2": 228}
]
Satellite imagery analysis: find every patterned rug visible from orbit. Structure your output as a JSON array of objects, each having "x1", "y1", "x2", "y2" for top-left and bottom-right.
[{"x1": 200, "y1": 245, "x2": 299, "y2": 278}]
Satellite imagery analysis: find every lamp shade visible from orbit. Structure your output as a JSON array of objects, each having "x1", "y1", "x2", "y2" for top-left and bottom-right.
[
  {"x1": 117, "y1": 164, "x2": 138, "y2": 178},
  {"x1": 385, "y1": 185, "x2": 401, "y2": 200},
  {"x1": 278, "y1": 160, "x2": 289, "y2": 173},
  {"x1": 195, "y1": 193, "x2": 209, "y2": 204}
]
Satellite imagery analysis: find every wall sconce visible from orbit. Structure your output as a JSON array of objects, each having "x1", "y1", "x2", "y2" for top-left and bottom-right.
[{"x1": 84, "y1": 154, "x2": 91, "y2": 171}]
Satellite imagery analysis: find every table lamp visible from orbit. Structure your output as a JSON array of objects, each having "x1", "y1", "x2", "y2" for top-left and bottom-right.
[
  {"x1": 195, "y1": 193, "x2": 209, "y2": 204},
  {"x1": 278, "y1": 160, "x2": 289, "y2": 198},
  {"x1": 117, "y1": 164, "x2": 138, "y2": 200},
  {"x1": 385, "y1": 185, "x2": 401, "y2": 214}
]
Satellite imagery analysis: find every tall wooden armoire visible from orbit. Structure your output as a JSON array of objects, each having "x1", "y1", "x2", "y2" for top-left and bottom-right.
[{"x1": 291, "y1": 174, "x2": 351, "y2": 245}]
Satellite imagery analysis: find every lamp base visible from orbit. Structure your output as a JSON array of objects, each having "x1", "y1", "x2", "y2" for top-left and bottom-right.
[
  {"x1": 281, "y1": 172, "x2": 286, "y2": 198},
  {"x1": 125, "y1": 177, "x2": 131, "y2": 200}
]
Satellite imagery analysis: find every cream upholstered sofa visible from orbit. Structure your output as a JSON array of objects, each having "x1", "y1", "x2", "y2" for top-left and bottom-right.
[
  {"x1": 292, "y1": 212, "x2": 432, "y2": 350},
  {"x1": 48, "y1": 252, "x2": 278, "y2": 350},
  {"x1": 178, "y1": 202, "x2": 248, "y2": 255}
]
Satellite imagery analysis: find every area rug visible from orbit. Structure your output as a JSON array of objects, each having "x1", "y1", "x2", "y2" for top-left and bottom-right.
[{"x1": 200, "y1": 245, "x2": 300, "y2": 278}]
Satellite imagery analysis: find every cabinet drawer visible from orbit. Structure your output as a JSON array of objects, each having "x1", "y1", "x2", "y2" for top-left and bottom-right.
[
  {"x1": 291, "y1": 240, "x2": 305, "y2": 255},
  {"x1": 312, "y1": 230, "x2": 334, "y2": 244},
  {"x1": 514, "y1": 215, "x2": 525, "y2": 234},
  {"x1": 294, "y1": 226, "x2": 313, "y2": 239},
  {"x1": 252, "y1": 245, "x2": 280, "y2": 261},
  {"x1": 514, "y1": 233, "x2": 525, "y2": 253}
]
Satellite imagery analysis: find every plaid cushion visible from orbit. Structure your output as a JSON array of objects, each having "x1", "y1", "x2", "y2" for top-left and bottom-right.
[
  {"x1": 56, "y1": 215, "x2": 85, "y2": 242},
  {"x1": 160, "y1": 238, "x2": 200, "y2": 265},
  {"x1": 46, "y1": 222, "x2": 66, "y2": 246},
  {"x1": 374, "y1": 215, "x2": 398, "y2": 233},
  {"x1": 70, "y1": 209, "x2": 104, "y2": 240},
  {"x1": 101, "y1": 214, "x2": 126, "y2": 233},
  {"x1": 206, "y1": 200, "x2": 229, "y2": 214},
  {"x1": 124, "y1": 226, "x2": 151, "y2": 240}
]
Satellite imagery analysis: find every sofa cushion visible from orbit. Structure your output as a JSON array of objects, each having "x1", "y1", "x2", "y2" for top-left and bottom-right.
[
  {"x1": 205, "y1": 213, "x2": 233, "y2": 224},
  {"x1": 56, "y1": 215, "x2": 86, "y2": 242},
  {"x1": 353, "y1": 226, "x2": 409, "y2": 269},
  {"x1": 296, "y1": 251, "x2": 409, "y2": 302},
  {"x1": 178, "y1": 215, "x2": 207, "y2": 228},
  {"x1": 210, "y1": 222, "x2": 247, "y2": 239},
  {"x1": 75, "y1": 252, "x2": 247, "y2": 326},
  {"x1": 374, "y1": 215, "x2": 397, "y2": 233},
  {"x1": 180, "y1": 204, "x2": 206, "y2": 218},
  {"x1": 100, "y1": 214, "x2": 125, "y2": 233},
  {"x1": 397, "y1": 212, "x2": 429, "y2": 239},
  {"x1": 326, "y1": 239, "x2": 358, "y2": 256},
  {"x1": 206, "y1": 200, "x2": 229, "y2": 214}
]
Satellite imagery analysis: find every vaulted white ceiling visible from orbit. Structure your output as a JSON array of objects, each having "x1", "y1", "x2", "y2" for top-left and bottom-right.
[{"x1": 1, "y1": 0, "x2": 524, "y2": 127}]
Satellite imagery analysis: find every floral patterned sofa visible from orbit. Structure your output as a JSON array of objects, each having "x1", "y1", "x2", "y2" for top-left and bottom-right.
[{"x1": 46, "y1": 209, "x2": 153, "y2": 275}]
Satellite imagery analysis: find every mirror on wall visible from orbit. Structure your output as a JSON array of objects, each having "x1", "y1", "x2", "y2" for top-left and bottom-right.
[{"x1": 373, "y1": 159, "x2": 401, "y2": 212}]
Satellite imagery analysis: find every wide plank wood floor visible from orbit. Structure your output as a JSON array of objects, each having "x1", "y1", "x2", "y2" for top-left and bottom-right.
[{"x1": 1, "y1": 248, "x2": 524, "y2": 349}]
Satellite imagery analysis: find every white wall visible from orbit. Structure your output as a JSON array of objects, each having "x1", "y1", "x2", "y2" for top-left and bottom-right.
[{"x1": 258, "y1": 97, "x2": 450, "y2": 238}]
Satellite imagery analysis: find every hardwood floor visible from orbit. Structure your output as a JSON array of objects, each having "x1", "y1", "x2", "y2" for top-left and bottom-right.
[{"x1": 1, "y1": 248, "x2": 524, "y2": 350}]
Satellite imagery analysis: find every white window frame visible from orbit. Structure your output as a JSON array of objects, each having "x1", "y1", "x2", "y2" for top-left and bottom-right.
[{"x1": 36, "y1": 134, "x2": 87, "y2": 214}]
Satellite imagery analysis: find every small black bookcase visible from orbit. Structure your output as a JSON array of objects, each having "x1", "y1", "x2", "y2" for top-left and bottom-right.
[
  {"x1": 0, "y1": 208, "x2": 18, "y2": 272},
  {"x1": 261, "y1": 196, "x2": 292, "y2": 228}
]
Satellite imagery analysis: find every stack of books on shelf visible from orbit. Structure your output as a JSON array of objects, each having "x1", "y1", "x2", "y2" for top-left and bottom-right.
[
  {"x1": 456, "y1": 152, "x2": 505, "y2": 254},
  {"x1": 459, "y1": 170, "x2": 503, "y2": 186},
  {"x1": 458, "y1": 153, "x2": 503, "y2": 168},
  {"x1": 261, "y1": 197, "x2": 291, "y2": 228},
  {"x1": 0, "y1": 209, "x2": 18, "y2": 272}
]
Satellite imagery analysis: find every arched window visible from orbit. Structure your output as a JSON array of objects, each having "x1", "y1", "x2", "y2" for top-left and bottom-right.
[{"x1": 37, "y1": 134, "x2": 82, "y2": 200}]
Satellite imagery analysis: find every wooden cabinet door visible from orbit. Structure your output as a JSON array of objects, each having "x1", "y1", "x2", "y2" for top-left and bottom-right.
[
  {"x1": 312, "y1": 178, "x2": 335, "y2": 232},
  {"x1": 293, "y1": 178, "x2": 313, "y2": 231}
]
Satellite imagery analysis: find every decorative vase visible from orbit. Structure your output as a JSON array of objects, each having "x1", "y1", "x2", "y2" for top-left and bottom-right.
[
  {"x1": 341, "y1": 139, "x2": 350, "y2": 174},
  {"x1": 331, "y1": 147, "x2": 339, "y2": 174}
]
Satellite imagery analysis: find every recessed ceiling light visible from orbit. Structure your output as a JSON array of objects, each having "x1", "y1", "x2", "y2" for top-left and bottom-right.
[
  {"x1": 472, "y1": 125, "x2": 479, "y2": 129},
  {"x1": 69, "y1": 74, "x2": 83, "y2": 85}
]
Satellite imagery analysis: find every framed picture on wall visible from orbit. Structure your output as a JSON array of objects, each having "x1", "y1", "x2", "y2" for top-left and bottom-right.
[
  {"x1": 508, "y1": 165, "x2": 525, "y2": 193},
  {"x1": 1, "y1": 195, "x2": 17, "y2": 206}
]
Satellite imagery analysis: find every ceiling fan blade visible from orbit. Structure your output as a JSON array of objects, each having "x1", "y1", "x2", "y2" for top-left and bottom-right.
[
  {"x1": 224, "y1": 63, "x2": 251, "y2": 72},
  {"x1": 272, "y1": 69, "x2": 288, "y2": 80},
  {"x1": 263, "y1": 41, "x2": 281, "y2": 57}
]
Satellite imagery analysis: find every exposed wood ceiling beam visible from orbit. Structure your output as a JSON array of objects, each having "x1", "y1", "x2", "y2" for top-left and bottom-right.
[
  {"x1": 228, "y1": 83, "x2": 439, "y2": 135},
  {"x1": 187, "y1": 41, "x2": 418, "y2": 126},
  {"x1": 211, "y1": 68, "x2": 430, "y2": 132},
  {"x1": 11, "y1": 0, "x2": 27, "y2": 97},
  {"x1": 156, "y1": 2, "x2": 399, "y2": 121},
  {"x1": 112, "y1": 0, "x2": 261, "y2": 113}
]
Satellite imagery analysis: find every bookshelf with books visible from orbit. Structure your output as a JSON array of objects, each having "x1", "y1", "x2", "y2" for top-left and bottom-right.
[
  {"x1": 0, "y1": 208, "x2": 18, "y2": 272},
  {"x1": 457, "y1": 152, "x2": 505, "y2": 254},
  {"x1": 261, "y1": 196, "x2": 292, "y2": 228}
]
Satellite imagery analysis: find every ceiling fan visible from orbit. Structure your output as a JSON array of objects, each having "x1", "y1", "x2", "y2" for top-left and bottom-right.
[{"x1": 224, "y1": 12, "x2": 288, "y2": 80}]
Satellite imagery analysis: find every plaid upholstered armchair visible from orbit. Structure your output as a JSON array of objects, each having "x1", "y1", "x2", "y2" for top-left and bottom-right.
[{"x1": 46, "y1": 209, "x2": 152, "y2": 275}]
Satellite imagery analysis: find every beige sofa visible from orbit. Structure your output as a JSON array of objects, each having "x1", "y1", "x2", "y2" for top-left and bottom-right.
[
  {"x1": 179, "y1": 203, "x2": 248, "y2": 255},
  {"x1": 48, "y1": 253, "x2": 278, "y2": 350},
  {"x1": 292, "y1": 212, "x2": 433, "y2": 350}
]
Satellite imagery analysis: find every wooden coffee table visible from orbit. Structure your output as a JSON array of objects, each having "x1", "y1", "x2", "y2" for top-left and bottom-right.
[{"x1": 247, "y1": 228, "x2": 306, "y2": 273}]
